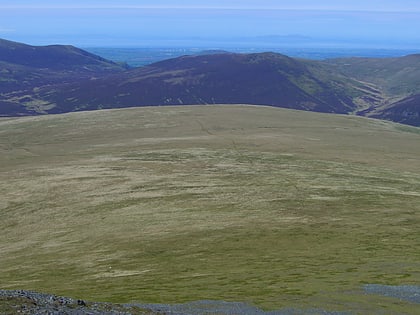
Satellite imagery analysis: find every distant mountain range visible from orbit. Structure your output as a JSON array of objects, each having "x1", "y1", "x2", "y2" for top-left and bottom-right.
[{"x1": 1, "y1": 38, "x2": 419, "y2": 126}]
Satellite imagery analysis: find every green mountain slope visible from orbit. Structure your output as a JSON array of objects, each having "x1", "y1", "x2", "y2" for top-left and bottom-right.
[
  {"x1": 1, "y1": 105, "x2": 419, "y2": 313},
  {"x1": 325, "y1": 54, "x2": 420, "y2": 96},
  {"x1": 323, "y1": 55, "x2": 420, "y2": 125}
]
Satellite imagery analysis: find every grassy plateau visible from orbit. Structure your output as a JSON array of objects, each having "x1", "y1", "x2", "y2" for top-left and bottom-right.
[{"x1": 1, "y1": 105, "x2": 419, "y2": 313}]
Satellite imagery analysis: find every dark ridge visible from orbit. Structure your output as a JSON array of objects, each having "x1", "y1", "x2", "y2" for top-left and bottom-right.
[
  {"x1": 0, "y1": 38, "x2": 123, "y2": 70},
  {"x1": 196, "y1": 49, "x2": 232, "y2": 55},
  {"x1": 1, "y1": 38, "x2": 420, "y2": 126},
  {"x1": 35, "y1": 51, "x2": 358, "y2": 115},
  {"x1": 369, "y1": 94, "x2": 420, "y2": 126}
]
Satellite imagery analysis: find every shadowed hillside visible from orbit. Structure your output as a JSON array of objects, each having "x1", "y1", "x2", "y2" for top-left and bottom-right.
[
  {"x1": 325, "y1": 54, "x2": 420, "y2": 96},
  {"x1": 1, "y1": 38, "x2": 420, "y2": 126},
  {"x1": 364, "y1": 93, "x2": 420, "y2": 126},
  {"x1": 324, "y1": 55, "x2": 420, "y2": 125},
  {"x1": 0, "y1": 38, "x2": 124, "y2": 70},
  {"x1": 0, "y1": 38, "x2": 126, "y2": 115},
  {"x1": 37, "y1": 52, "x2": 359, "y2": 114}
]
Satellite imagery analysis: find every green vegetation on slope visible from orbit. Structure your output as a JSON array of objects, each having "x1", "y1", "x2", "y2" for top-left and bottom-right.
[
  {"x1": 0, "y1": 105, "x2": 419, "y2": 313},
  {"x1": 326, "y1": 55, "x2": 420, "y2": 96}
]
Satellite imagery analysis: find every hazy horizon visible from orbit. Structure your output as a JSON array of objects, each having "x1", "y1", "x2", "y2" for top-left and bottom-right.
[{"x1": 1, "y1": 0, "x2": 420, "y2": 49}]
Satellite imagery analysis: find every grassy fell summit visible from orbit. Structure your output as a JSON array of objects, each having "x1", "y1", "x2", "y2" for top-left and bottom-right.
[{"x1": 1, "y1": 105, "x2": 420, "y2": 314}]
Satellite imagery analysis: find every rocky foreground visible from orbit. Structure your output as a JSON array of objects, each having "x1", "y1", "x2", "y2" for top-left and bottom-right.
[
  {"x1": 1, "y1": 286, "x2": 420, "y2": 315},
  {"x1": 0, "y1": 290, "x2": 350, "y2": 315},
  {"x1": 0, "y1": 290, "x2": 154, "y2": 315}
]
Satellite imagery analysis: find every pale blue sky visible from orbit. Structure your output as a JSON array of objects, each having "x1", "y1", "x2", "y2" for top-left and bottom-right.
[{"x1": 1, "y1": 0, "x2": 420, "y2": 48}]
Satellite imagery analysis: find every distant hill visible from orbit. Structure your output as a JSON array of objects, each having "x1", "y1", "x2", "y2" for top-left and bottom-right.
[
  {"x1": 0, "y1": 38, "x2": 124, "y2": 70},
  {"x1": 36, "y1": 52, "x2": 360, "y2": 114},
  {"x1": 0, "y1": 38, "x2": 126, "y2": 115},
  {"x1": 1, "y1": 38, "x2": 420, "y2": 126}
]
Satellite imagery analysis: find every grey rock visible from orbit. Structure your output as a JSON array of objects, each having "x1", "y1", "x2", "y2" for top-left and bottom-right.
[{"x1": 364, "y1": 284, "x2": 420, "y2": 303}]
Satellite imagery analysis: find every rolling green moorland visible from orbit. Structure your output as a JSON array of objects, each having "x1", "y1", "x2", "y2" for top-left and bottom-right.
[{"x1": 1, "y1": 105, "x2": 419, "y2": 313}]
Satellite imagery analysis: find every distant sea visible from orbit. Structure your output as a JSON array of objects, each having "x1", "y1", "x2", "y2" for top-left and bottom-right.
[{"x1": 85, "y1": 46, "x2": 420, "y2": 67}]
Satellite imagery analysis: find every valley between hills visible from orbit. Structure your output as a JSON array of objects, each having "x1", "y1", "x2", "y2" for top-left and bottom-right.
[
  {"x1": 1, "y1": 105, "x2": 420, "y2": 314},
  {"x1": 1, "y1": 38, "x2": 420, "y2": 127}
]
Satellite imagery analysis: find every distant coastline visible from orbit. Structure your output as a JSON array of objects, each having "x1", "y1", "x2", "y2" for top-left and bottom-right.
[{"x1": 84, "y1": 46, "x2": 420, "y2": 67}]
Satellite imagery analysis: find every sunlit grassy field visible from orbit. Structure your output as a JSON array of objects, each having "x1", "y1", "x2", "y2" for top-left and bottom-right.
[{"x1": 1, "y1": 105, "x2": 419, "y2": 313}]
